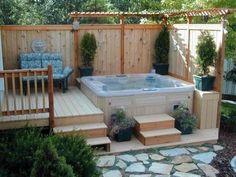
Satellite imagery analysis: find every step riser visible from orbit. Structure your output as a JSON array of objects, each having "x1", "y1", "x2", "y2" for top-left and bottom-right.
[
  {"x1": 138, "y1": 133, "x2": 181, "y2": 146},
  {"x1": 54, "y1": 114, "x2": 104, "y2": 126},
  {"x1": 136, "y1": 120, "x2": 175, "y2": 131},
  {"x1": 56, "y1": 128, "x2": 107, "y2": 138}
]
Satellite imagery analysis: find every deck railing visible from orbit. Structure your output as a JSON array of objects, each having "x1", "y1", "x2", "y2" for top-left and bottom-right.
[{"x1": 0, "y1": 65, "x2": 55, "y2": 128}]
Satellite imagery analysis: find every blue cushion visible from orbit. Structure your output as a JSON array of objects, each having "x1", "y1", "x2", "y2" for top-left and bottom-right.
[
  {"x1": 19, "y1": 53, "x2": 42, "y2": 69},
  {"x1": 42, "y1": 53, "x2": 63, "y2": 74}
]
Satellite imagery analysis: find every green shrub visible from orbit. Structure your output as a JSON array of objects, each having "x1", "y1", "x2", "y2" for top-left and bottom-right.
[
  {"x1": 80, "y1": 32, "x2": 97, "y2": 67},
  {"x1": 221, "y1": 102, "x2": 236, "y2": 132},
  {"x1": 196, "y1": 31, "x2": 216, "y2": 75},
  {"x1": 52, "y1": 135, "x2": 99, "y2": 177},
  {"x1": 154, "y1": 25, "x2": 170, "y2": 64},
  {"x1": 31, "y1": 139, "x2": 75, "y2": 177}
]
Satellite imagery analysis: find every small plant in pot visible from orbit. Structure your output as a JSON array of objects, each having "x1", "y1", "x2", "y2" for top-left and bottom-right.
[
  {"x1": 193, "y1": 31, "x2": 217, "y2": 91},
  {"x1": 80, "y1": 32, "x2": 97, "y2": 77},
  {"x1": 172, "y1": 104, "x2": 197, "y2": 135},
  {"x1": 109, "y1": 108, "x2": 136, "y2": 142},
  {"x1": 153, "y1": 25, "x2": 170, "y2": 75}
]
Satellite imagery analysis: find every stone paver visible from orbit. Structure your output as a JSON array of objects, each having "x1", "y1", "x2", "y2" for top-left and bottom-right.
[
  {"x1": 173, "y1": 171, "x2": 201, "y2": 177},
  {"x1": 213, "y1": 145, "x2": 224, "y2": 151},
  {"x1": 160, "y1": 148, "x2": 190, "y2": 156},
  {"x1": 129, "y1": 174, "x2": 151, "y2": 177},
  {"x1": 116, "y1": 160, "x2": 127, "y2": 169},
  {"x1": 197, "y1": 163, "x2": 219, "y2": 177},
  {"x1": 125, "y1": 162, "x2": 146, "y2": 173},
  {"x1": 192, "y1": 152, "x2": 217, "y2": 164},
  {"x1": 117, "y1": 154, "x2": 137, "y2": 162},
  {"x1": 230, "y1": 156, "x2": 236, "y2": 173},
  {"x1": 103, "y1": 170, "x2": 122, "y2": 177},
  {"x1": 174, "y1": 163, "x2": 198, "y2": 173},
  {"x1": 171, "y1": 155, "x2": 192, "y2": 164},
  {"x1": 97, "y1": 155, "x2": 115, "y2": 167},
  {"x1": 154, "y1": 175, "x2": 170, "y2": 177},
  {"x1": 149, "y1": 162, "x2": 173, "y2": 175},
  {"x1": 187, "y1": 147, "x2": 198, "y2": 153},
  {"x1": 198, "y1": 146, "x2": 209, "y2": 151},
  {"x1": 135, "y1": 153, "x2": 149, "y2": 161},
  {"x1": 149, "y1": 153, "x2": 165, "y2": 161}
]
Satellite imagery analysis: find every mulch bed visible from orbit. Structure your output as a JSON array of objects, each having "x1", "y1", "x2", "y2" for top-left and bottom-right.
[{"x1": 211, "y1": 129, "x2": 236, "y2": 177}]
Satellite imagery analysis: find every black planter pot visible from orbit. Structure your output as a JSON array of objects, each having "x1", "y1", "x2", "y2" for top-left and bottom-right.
[
  {"x1": 79, "y1": 67, "x2": 93, "y2": 77},
  {"x1": 114, "y1": 127, "x2": 133, "y2": 142},
  {"x1": 193, "y1": 75, "x2": 215, "y2": 91},
  {"x1": 175, "y1": 119, "x2": 193, "y2": 135},
  {"x1": 153, "y1": 63, "x2": 169, "y2": 75}
]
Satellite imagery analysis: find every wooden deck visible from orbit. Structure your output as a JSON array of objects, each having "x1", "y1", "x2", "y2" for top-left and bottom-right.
[{"x1": 0, "y1": 87, "x2": 104, "y2": 129}]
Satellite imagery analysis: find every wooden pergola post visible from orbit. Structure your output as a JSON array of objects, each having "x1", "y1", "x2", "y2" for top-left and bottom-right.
[
  {"x1": 120, "y1": 16, "x2": 125, "y2": 74},
  {"x1": 185, "y1": 16, "x2": 192, "y2": 82},
  {"x1": 73, "y1": 18, "x2": 80, "y2": 81}
]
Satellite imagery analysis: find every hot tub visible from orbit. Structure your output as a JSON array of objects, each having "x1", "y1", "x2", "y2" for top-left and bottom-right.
[{"x1": 81, "y1": 74, "x2": 194, "y2": 124}]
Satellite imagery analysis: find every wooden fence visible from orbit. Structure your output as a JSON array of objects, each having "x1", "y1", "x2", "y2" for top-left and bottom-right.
[
  {"x1": 0, "y1": 23, "x2": 224, "y2": 91},
  {"x1": 0, "y1": 65, "x2": 55, "y2": 128},
  {"x1": 223, "y1": 59, "x2": 236, "y2": 95}
]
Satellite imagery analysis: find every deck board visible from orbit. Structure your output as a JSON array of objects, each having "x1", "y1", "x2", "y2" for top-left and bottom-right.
[{"x1": 0, "y1": 87, "x2": 103, "y2": 126}]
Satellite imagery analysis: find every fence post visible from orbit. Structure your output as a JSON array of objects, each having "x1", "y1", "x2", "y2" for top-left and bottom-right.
[{"x1": 48, "y1": 65, "x2": 55, "y2": 129}]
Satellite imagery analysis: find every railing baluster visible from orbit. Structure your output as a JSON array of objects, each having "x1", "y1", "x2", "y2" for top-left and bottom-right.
[
  {"x1": 4, "y1": 73, "x2": 9, "y2": 115},
  {"x1": 12, "y1": 72, "x2": 17, "y2": 115},
  {"x1": 19, "y1": 72, "x2": 24, "y2": 114},
  {"x1": 34, "y1": 71, "x2": 38, "y2": 113},
  {"x1": 41, "y1": 70, "x2": 46, "y2": 112},
  {"x1": 27, "y1": 71, "x2": 31, "y2": 114}
]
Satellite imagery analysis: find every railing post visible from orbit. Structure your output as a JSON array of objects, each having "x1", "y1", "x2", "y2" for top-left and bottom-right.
[{"x1": 48, "y1": 65, "x2": 55, "y2": 129}]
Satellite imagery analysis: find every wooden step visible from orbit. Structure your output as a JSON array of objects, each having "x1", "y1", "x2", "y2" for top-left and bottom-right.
[
  {"x1": 87, "y1": 137, "x2": 111, "y2": 152},
  {"x1": 137, "y1": 128, "x2": 181, "y2": 146},
  {"x1": 53, "y1": 123, "x2": 107, "y2": 138},
  {"x1": 134, "y1": 114, "x2": 175, "y2": 131}
]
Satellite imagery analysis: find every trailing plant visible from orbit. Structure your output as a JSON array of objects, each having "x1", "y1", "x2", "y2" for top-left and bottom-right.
[
  {"x1": 196, "y1": 31, "x2": 217, "y2": 76},
  {"x1": 80, "y1": 32, "x2": 97, "y2": 67},
  {"x1": 172, "y1": 104, "x2": 197, "y2": 131},
  {"x1": 31, "y1": 139, "x2": 75, "y2": 177},
  {"x1": 154, "y1": 25, "x2": 170, "y2": 64},
  {"x1": 109, "y1": 108, "x2": 136, "y2": 138}
]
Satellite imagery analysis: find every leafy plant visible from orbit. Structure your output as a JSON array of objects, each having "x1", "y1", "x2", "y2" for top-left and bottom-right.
[
  {"x1": 109, "y1": 108, "x2": 136, "y2": 138},
  {"x1": 172, "y1": 104, "x2": 197, "y2": 131},
  {"x1": 80, "y1": 32, "x2": 97, "y2": 67},
  {"x1": 196, "y1": 31, "x2": 217, "y2": 75},
  {"x1": 31, "y1": 139, "x2": 75, "y2": 177},
  {"x1": 154, "y1": 25, "x2": 170, "y2": 64}
]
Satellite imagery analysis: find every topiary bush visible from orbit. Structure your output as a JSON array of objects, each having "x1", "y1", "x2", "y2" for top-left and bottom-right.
[
  {"x1": 196, "y1": 31, "x2": 216, "y2": 75},
  {"x1": 31, "y1": 139, "x2": 75, "y2": 177},
  {"x1": 80, "y1": 32, "x2": 97, "y2": 67},
  {"x1": 154, "y1": 25, "x2": 170, "y2": 64}
]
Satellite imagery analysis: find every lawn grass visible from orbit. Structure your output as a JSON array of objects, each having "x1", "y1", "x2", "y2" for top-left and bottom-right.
[{"x1": 221, "y1": 102, "x2": 236, "y2": 117}]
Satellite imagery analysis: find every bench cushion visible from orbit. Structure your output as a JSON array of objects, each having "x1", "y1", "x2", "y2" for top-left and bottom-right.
[
  {"x1": 19, "y1": 53, "x2": 42, "y2": 69},
  {"x1": 42, "y1": 53, "x2": 63, "y2": 74}
]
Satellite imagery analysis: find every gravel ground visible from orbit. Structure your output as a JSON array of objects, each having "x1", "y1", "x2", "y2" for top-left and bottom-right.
[{"x1": 211, "y1": 129, "x2": 236, "y2": 177}]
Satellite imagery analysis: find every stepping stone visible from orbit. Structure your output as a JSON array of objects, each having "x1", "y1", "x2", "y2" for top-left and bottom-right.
[
  {"x1": 117, "y1": 154, "x2": 137, "y2": 162},
  {"x1": 149, "y1": 162, "x2": 173, "y2": 175},
  {"x1": 129, "y1": 175, "x2": 151, "y2": 177},
  {"x1": 135, "y1": 153, "x2": 149, "y2": 161},
  {"x1": 160, "y1": 148, "x2": 190, "y2": 157},
  {"x1": 116, "y1": 160, "x2": 127, "y2": 169},
  {"x1": 230, "y1": 156, "x2": 236, "y2": 173},
  {"x1": 154, "y1": 175, "x2": 171, "y2": 177},
  {"x1": 197, "y1": 163, "x2": 219, "y2": 177},
  {"x1": 198, "y1": 146, "x2": 209, "y2": 151},
  {"x1": 192, "y1": 152, "x2": 217, "y2": 164},
  {"x1": 187, "y1": 147, "x2": 198, "y2": 153},
  {"x1": 171, "y1": 155, "x2": 192, "y2": 164},
  {"x1": 149, "y1": 153, "x2": 165, "y2": 161},
  {"x1": 97, "y1": 155, "x2": 115, "y2": 167},
  {"x1": 125, "y1": 162, "x2": 146, "y2": 173},
  {"x1": 174, "y1": 163, "x2": 198, "y2": 173},
  {"x1": 143, "y1": 161, "x2": 150, "y2": 165},
  {"x1": 173, "y1": 171, "x2": 201, "y2": 177},
  {"x1": 213, "y1": 145, "x2": 224, "y2": 151},
  {"x1": 103, "y1": 170, "x2": 122, "y2": 177}
]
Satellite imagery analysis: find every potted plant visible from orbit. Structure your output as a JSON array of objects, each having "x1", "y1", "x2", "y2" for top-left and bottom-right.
[
  {"x1": 172, "y1": 104, "x2": 197, "y2": 135},
  {"x1": 193, "y1": 31, "x2": 217, "y2": 91},
  {"x1": 80, "y1": 32, "x2": 97, "y2": 77},
  {"x1": 153, "y1": 25, "x2": 170, "y2": 75},
  {"x1": 109, "y1": 108, "x2": 136, "y2": 142}
]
